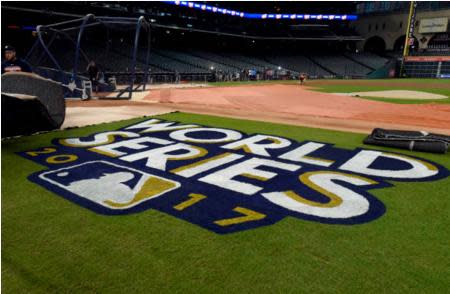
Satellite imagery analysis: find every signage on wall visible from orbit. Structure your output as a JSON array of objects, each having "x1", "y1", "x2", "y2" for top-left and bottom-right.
[{"x1": 419, "y1": 17, "x2": 449, "y2": 34}]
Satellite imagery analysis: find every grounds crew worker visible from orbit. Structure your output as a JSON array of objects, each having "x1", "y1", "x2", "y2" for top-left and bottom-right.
[
  {"x1": 299, "y1": 73, "x2": 306, "y2": 85},
  {"x1": 1, "y1": 45, "x2": 32, "y2": 74}
]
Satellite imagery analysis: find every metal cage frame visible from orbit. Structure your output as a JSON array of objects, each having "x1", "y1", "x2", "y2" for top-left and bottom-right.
[{"x1": 26, "y1": 14, "x2": 151, "y2": 99}]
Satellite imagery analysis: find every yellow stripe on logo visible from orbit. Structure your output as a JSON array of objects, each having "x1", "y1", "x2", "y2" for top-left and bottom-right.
[
  {"x1": 214, "y1": 207, "x2": 266, "y2": 227},
  {"x1": 241, "y1": 173, "x2": 270, "y2": 182},
  {"x1": 26, "y1": 147, "x2": 57, "y2": 157},
  {"x1": 282, "y1": 171, "x2": 378, "y2": 208},
  {"x1": 104, "y1": 176, "x2": 177, "y2": 208},
  {"x1": 170, "y1": 152, "x2": 232, "y2": 174},
  {"x1": 46, "y1": 154, "x2": 78, "y2": 164},
  {"x1": 173, "y1": 193, "x2": 207, "y2": 211}
]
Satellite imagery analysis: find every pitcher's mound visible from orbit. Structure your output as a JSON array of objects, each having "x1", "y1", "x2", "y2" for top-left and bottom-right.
[{"x1": 336, "y1": 90, "x2": 447, "y2": 100}]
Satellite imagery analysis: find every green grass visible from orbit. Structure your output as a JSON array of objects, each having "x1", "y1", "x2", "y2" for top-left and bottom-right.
[
  {"x1": 207, "y1": 78, "x2": 450, "y2": 104},
  {"x1": 3, "y1": 113, "x2": 450, "y2": 293},
  {"x1": 340, "y1": 96, "x2": 450, "y2": 104},
  {"x1": 312, "y1": 78, "x2": 450, "y2": 84},
  {"x1": 306, "y1": 79, "x2": 450, "y2": 104}
]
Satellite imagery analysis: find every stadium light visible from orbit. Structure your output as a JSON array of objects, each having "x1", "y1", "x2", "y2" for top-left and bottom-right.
[{"x1": 161, "y1": 1, "x2": 358, "y2": 21}]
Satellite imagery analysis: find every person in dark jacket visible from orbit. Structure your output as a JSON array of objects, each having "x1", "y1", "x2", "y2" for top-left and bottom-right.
[
  {"x1": 86, "y1": 60, "x2": 100, "y2": 92},
  {"x1": 1, "y1": 45, "x2": 32, "y2": 74}
]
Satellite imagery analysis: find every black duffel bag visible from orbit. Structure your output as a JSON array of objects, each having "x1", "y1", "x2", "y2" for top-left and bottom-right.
[{"x1": 364, "y1": 128, "x2": 449, "y2": 154}]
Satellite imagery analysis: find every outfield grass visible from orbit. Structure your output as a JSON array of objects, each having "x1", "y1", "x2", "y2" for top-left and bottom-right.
[
  {"x1": 2, "y1": 113, "x2": 450, "y2": 293},
  {"x1": 208, "y1": 79, "x2": 450, "y2": 104},
  {"x1": 307, "y1": 79, "x2": 450, "y2": 104}
]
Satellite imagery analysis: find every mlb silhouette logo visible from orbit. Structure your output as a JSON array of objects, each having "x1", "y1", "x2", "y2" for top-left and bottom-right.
[{"x1": 36, "y1": 161, "x2": 180, "y2": 212}]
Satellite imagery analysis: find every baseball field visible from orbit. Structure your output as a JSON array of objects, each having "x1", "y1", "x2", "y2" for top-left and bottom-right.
[{"x1": 2, "y1": 79, "x2": 450, "y2": 293}]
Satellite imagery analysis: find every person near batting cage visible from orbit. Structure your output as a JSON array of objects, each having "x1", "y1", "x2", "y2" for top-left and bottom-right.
[{"x1": 2, "y1": 45, "x2": 32, "y2": 74}]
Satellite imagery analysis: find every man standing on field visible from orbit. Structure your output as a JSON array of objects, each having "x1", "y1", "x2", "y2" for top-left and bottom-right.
[{"x1": 299, "y1": 73, "x2": 306, "y2": 85}]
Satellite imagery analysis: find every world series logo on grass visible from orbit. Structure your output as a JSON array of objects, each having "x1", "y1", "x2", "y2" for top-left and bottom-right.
[{"x1": 19, "y1": 119, "x2": 449, "y2": 234}]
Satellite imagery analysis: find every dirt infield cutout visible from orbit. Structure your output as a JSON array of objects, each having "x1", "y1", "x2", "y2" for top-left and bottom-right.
[
  {"x1": 335, "y1": 90, "x2": 448, "y2": 100},
  {"x1": 64, "y1": 83, "x2": 450, "y2": 135}
]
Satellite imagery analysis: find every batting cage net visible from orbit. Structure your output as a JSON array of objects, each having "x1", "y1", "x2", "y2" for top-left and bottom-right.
[{"x1": 25, "y1": 15, "x2": 151, "y2": 99}]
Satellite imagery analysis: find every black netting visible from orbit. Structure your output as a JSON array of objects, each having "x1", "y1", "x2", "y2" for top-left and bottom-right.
[{"x1": 25, "y1": 16, "x2": 152, "y2": 98}]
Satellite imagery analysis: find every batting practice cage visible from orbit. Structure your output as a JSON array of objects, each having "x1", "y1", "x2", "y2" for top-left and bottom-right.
[{"x1": 25, "y1": 14, "x2": 152, "y2": 99}]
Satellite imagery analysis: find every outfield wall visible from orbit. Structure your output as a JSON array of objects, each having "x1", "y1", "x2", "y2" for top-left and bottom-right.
[{"x1": 403, "y1": 56, "x2": 450, "y2": 78}]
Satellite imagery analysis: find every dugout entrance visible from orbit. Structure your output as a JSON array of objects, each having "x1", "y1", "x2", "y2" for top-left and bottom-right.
[{"x1": 26, "y1": 14, "x2": 151, "y2": 100}]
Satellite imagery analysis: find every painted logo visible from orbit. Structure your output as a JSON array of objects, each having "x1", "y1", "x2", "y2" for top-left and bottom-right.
[
  {"x1": 38, "y1": 161, "x2": 180, "y2": 213},
  {"x1": 19, "y1": 119, "x2": 449, "y2": 234}
]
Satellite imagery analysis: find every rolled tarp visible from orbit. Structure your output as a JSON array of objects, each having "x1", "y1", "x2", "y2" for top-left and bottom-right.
[
  {"x1": 364, "y1": 128, "x2": 449, "y2": 154},
  {"x1": 1, "y1": 72, "x2": 66, "y2": 138}
]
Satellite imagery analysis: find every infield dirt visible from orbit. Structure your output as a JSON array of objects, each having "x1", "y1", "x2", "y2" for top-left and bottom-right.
[{"x1": 66, "y1": 83, "x2": 450, "y2": 135}]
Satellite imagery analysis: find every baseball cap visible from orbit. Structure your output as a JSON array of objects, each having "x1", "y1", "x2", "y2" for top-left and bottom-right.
[{"x1": 4, "y1": 45, "x2": 16, "y2": 52}]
